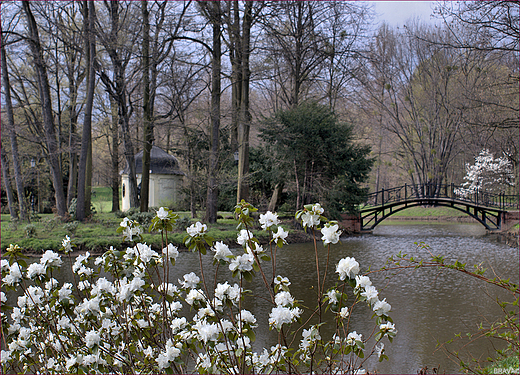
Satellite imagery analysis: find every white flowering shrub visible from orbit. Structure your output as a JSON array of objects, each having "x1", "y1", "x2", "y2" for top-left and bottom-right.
[
  {"x1": 1, "y1": 202, "x2": 396, "y2": 374},
  {"x1": 454, "y1": 149, "x2": 514, "y2": 198}
]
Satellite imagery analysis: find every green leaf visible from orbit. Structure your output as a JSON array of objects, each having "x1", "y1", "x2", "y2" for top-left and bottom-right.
[
  {"x1": 243, "y1": 272, "x2": 253, "y2": 283},
  {"x1": 245, "y1": 328, "x2": 256, "y2": 342}
]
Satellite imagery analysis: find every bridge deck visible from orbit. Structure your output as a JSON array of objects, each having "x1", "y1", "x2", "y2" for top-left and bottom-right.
[{"x1": 359, "y1": 184, "x2": 518, "y2": 232}]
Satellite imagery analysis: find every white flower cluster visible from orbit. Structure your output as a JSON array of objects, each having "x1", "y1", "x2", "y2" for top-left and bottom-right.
[
  {"x1": 268, "y1": 282, "x2": 302, "y2": 331},
  {"x1": 301, "y1": 203, "x2": 324, "y2": 228},
  {"x1": 299, "y1": 325, "x2": 321, "y2": 360},
  {"x1": 455, "y1": 149, "x2": 514, "y2": 197},
  {"x1": 0, "y1": 203, "x2": 396, "y2": 374},
  {"x1": 321, "y1": 222, "x2": 341, "y2": 245}
]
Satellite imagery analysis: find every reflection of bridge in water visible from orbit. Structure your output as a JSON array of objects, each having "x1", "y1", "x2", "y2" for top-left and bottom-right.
[{"x1": 359, "y1": 183, "x2": 519, "y2": 232}]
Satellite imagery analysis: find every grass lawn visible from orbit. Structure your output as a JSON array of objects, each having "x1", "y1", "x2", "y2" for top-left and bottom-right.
[
  {"x1": 0, "y1": 187, "x2": 274, "y2": 253},
  {"x1": 385, "y1": 206, "x2": 465, "y2": 217}
]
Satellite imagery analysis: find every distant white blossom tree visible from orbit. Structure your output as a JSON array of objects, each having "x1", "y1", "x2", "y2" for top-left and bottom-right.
[{"x1": 455, "y1": 149, "x2": 514, "y2": 198}]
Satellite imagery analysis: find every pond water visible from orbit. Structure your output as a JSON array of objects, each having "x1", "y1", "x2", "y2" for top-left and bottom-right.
[{"x1": 4, "y1": 222, "x2": 518, "y2": 374}]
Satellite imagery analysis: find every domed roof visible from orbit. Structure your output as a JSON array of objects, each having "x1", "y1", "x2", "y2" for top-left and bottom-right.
[{"x1": 122, "y1": 146, "x2": 184, "y2": 175}]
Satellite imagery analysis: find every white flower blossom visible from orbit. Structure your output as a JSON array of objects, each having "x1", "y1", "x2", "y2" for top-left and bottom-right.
[
  {"x1": 44, "y1": 278, "x2": 59, "y2": 291},
  {"x1": 91, "y1": 278, "x2": 116, "y2": 296},
  {"x1": 346, "y1": 331, "x2": 362, "y2": 346},
  {"x1": 185, "y1": 289, "x2": 205, "y2": 305},
  {"x1": 179, "y1": 272, "x2": 200, "y2": 289},
  {"x1": 26, "y1": 262, "x2": 46, "y2": 279},
  {"x1": 170, "y1": 317, "x2": 187, "y2": 333},
  {"x1": 135, "y1": 243, "x2": 159, "y2": 264},
  {"x1": 26, "y1": 285, "x2": 44, "y2": 306},
  {"x1": 339, "y1": 306, "x2": 349, "y2": 319},
  {"x1": 275, "y1": 291, "x2": 294, "y2": 307},
  {"x1": 259, "y1": 211, "x2": 280, "y2": 230},
  {"x1": 72, "y1": 252, "x2": 90, "y2": 273},
  {"x1": 373, "y1": 298, "x2": 391, "y2": 316},
  {"x1": 163, "y1": 244, "x2": 179, "y2": 261},
  {"x1": 272, "y1": 226, "x2": 289, "y2": 244},
  {"x1": 187, "y1": 222, "x2": 207, "y2": 237},
  {"x1": 196, "y1": 353, "x2": 212, "y2": 371},
  {"x1": 40, "y1": 250, "x2": 62, "y2": 267},
  {"x1": 312, "y1": 203, "x2": 324, "y2": 215},
  {"x1": 274, "y1": 275, "x2": 291, "y2": 286},
  {"x1": 237, "y1": 309, "x2": 257, "y2": 326},
  {"x1": 214, "y1": 282, "x2": 231, "y2": 300},
  {"x1": 78, "y1": 280, "x2": 91, "y2": 291},
  {"x1": 327, "y1": 289, "x2": 339, "y2": 304},
  {"x1": 58, "y1": 283, "x2": 73, "y2": 301},
  {"x1": 119, "y1": 217, "x2": 131, "y2": 228},
  {"x1": 321, "y1": 223, "x2": 341, "y2": 244},
  {"x1": 194, "y1": 320, "x2": 219, "y2": 343},
  {"x1": 355, "y1": 275, "x2": 372, "y2": 291},
  {"x1": 229, "y1": 253, "x2": 254, "y2": 272},
  {"x1": 376, "y1": 343, "x2": 385, "y2": 359},
  {"x1": 336, "y1": 257, "x2": 360, "y2": 280},
  {"x1": 300, "y1": 325, "x2": 321, "y2": 351},
  {"x1": 236, "y1": 229, "x2": 253, "y2": 246},
  {"x1": 61, "y1": 236, "x2": 72, "y2": 254},
  {"x1": 361, "y1": 285, "x2": 379, "y2": 305},
  {"x1": 116, "y1": 276, "x2": 145, "y2": 302},
  {"x1": 227, "y1": 284, "x2": 242, "y2": 304},
  {"x1": 268, "y1": 306, "x2": 301, "y2": 330},
  {"x1": 85, "y1": 330, "x2": 101, "y2": 348},
  {"x1": 1, "y1": 259, "x2": 9, "y2": 272},
  {"x1": 301, "y1": 212, "x2": 320, "y2": 228},
  {"x1": 0, "y1": 350, "x2": 12, "y2": 364},
  {"x1": 380, "y1": 322, "x2": 397, "y2": 334},
  {"x1": 245, "y1": 243, "x2": 263, "y2": 255},
  {"x1": 156, "y1": 207, "x2": 169, "y2": 220},
  {"x1": 158, "y1": 283, "x2": 178, "y2": 297},
  {"x1": 3, "y1": 262, "x2": 22, "y2": 285},
  {"x1": 212, "y1": 241, "x2": 233, "y2": 261},
  {"x1": 76, "y1": 265, "x2": 93, "y2": 277}
]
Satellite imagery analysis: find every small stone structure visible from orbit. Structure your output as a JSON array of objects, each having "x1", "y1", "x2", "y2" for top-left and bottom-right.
[{"x1": 121, "y1": 146, "x2": 184, "y2": 211}]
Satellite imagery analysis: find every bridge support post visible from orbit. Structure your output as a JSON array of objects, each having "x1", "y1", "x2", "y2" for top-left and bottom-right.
[{"x1": 339, "y1": 213, "x2": 361, "y2": 233}]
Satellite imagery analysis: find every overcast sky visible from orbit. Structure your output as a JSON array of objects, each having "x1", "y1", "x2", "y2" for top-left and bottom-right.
[{"x1": 372, "y1": 1, "x2": 439, "y2": 26}]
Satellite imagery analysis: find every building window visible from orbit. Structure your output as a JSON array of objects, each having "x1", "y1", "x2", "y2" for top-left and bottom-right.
[{"x1": 122, "y1": 183, "x2": 125, "y2": 198}]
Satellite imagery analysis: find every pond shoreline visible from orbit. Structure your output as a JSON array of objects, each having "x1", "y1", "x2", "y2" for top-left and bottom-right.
[{"x1": 19, "y1": 218, "x2": 518, "y2": 258}]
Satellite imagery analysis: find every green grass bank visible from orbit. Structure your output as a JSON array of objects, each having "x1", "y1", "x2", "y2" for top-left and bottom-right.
[{"x1": 1, "y1": 188, "x2": 517, "y2": 253}]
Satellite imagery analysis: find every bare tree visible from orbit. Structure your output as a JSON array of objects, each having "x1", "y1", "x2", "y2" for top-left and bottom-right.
[
  {"x1": 359, "y1": 23, "x2": 468, "y2": 195},
  {"x1": 94, "y1": 1, "x2": 140, "y2": 209},
  {"x1": 76, "y1": 0, "x2": 96, "y2": 222},
  {"x1": 1, "y1": 24, "x2": 27, "y2": 220},
  {"x1": 22, "y1": 1, "x2": 67, "y2": 217},
  {"x1": 222, "y1": 1, "x2": 262, "y2": 203},
  {"x1": 197, "y1": 1, "x2": 222, "y2": 223},
  {"x1": 1, "y1": 152, "x2": 18, "y2": 220}
]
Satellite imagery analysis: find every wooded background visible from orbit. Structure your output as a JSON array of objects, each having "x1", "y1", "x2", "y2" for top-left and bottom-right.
[{"x1": 1, "y1": 1, "x2": 518, "y2": 222}]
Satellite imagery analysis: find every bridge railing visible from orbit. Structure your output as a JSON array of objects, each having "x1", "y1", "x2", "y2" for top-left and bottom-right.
[{"x1": 361, "y1": 183, "x2": 518, "y2": 210}]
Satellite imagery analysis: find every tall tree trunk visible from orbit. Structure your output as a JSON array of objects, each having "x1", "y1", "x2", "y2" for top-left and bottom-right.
[
  {"x1": 1, "y1": 29, "x2": 27, "y2": 220},
  {"x1": 1, "y1": 152, "x2": 19, "y2": 221},
  {"x1": 206, "y1": 3, "x2": 222, "y2": 223},
  {"x1": 22, "y1": 1, "x2": 67, "y2": 217},
  {"x1": 66, "y1": 107, "x2": 78, "y2": 207},
  {"x1": 236, "y1": 1, "x2": 252, "y2": 204},
  {"x1": 229, "y1": 1, "x2": 242, "y2": 155},
  {"x1": 268, "y1": 183, "x2": 284, "y2": 212},
  {"x1": 95, "y1": 1, "x2": 139, "y2": 208},
  {"x1": 140, "y1": 0, "x2": 153, "y2": 213},
  {"x1": 110, "y1": 97, "x2": 120, "y2": 212},
  {"x1": 77, "y1": 0, "x2": 96, "y2": 221}
]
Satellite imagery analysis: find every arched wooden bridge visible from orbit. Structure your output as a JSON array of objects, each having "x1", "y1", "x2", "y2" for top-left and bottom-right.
[{"x1": 359, "y1": 183, "x2": 518, "y2": 232}]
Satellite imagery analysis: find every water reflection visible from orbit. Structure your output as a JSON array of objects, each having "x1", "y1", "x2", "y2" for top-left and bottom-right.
[{"x1": 4, "y1": 223, "x2": 518, "y2": 374}]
